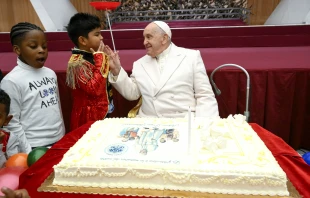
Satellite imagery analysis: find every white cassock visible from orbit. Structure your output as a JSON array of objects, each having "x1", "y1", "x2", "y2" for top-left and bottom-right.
[{"x1": 109, "y1": 43, "x2": 219, "y2": 118}]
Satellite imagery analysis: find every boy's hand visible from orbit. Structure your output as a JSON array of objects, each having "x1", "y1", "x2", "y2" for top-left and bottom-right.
[
  {"x1": 104, "y1": 45, "x2": 121, "y2": 76},
  {"x1": 90, "y1": 41, "x2": 105, "y2": 53},
  {"x1": 0, "y1": 187, "x2": 30, "y2": 198},
  {"x1": 0, "y1": 131, "x2": 5, "y2": 143}
]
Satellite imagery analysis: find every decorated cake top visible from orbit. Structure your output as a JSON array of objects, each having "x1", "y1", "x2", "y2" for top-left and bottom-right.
[
  {"x1": 53, "y1": 115, "x2": 288, "y2": 196},
  {"x1": 55, "y1": 116, "x2": 286, "y2": 178}
]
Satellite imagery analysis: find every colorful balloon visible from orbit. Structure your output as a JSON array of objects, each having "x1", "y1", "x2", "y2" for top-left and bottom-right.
[
  {"x1": 0, "y1": 167, "x2": 27, "y2": 196},
  {"x1": 5, "y1": 153, "x2": 28, "y2": 168},
  {"x1": 27, "y1": 147, "x2": 48, "y2": 167}
]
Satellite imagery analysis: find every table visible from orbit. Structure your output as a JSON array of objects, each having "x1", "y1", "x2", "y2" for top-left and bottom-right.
[{"x1": 18, "y1": 122, "x2": 310, "y2": 198}]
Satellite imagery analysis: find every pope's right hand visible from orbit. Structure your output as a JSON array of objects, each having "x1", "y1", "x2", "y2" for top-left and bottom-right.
[{"x1": 104, "y1": 45, "x2": 121, "y2": 76}]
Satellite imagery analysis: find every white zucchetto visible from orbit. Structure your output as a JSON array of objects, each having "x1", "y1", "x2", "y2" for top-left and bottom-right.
[{"x1": 153, "y1": 21, "x2": 172, "y2": 39}]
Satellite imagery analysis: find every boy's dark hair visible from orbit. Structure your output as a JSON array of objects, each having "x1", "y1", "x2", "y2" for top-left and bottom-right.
[
  {"x1": 67, "y1": 13, "x2": 101, "y2": 47},
  {"x1": 10, "y1": 22, "x2": 44, "y2": 46},
  {"x1": 0, "y1": 89, "x2": 11, "y2": 115}
]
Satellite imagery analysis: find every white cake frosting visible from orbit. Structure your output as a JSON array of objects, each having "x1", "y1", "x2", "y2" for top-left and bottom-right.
[{"x1": 53, "y1": 115, "x2": 289, "y2": 196}]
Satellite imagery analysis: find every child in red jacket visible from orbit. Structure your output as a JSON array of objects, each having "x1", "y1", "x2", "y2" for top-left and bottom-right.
[{"x1": 66, "y1": 13, "x2": 114, "y2": 130}]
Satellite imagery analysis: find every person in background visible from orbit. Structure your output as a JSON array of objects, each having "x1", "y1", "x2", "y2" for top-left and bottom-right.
[
  {"x1": 0, "y1": 89, "x2": 19, "y2": 167},
  {"x1": 106, "y1": 21, "x2": 218, "y2": 118},
  {"x1": 66, "y1": 13, "x2": 113, "y2": 130},
  {"x1": 0, "y1": 22, "x2": 65, "y2": 153}
]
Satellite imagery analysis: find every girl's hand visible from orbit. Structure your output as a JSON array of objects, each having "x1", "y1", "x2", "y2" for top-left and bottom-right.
[{"x1": 0, "y1": 187, "x2": 30, "y2": 198}]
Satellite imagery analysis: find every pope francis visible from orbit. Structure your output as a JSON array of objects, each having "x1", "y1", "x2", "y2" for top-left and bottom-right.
[{"x1": 106, "y1": 21, "x2": 219, "y2": 118}]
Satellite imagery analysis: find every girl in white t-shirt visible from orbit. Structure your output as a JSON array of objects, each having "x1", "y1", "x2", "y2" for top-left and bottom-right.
[{"x1": 0, "y1": 22, "x2": 65, "y2": 154}]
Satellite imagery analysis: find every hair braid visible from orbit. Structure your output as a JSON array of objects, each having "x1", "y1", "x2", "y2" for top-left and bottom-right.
[{"x1": 10, "y1": 22, "x2": 43, "y2": 45}]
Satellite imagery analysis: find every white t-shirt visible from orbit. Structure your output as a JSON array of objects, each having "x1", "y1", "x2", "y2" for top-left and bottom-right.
[{"x1": 0, "y1": 58, "x2": 65, "y2": 153}]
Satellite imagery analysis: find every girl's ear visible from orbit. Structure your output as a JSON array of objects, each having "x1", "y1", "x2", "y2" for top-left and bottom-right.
[
  {"x1": 78, "y1": 36, "x2": 87, "y2": 46},
  {"x1": 13, "y1": 45, "x2": 21, "y2": 56}
]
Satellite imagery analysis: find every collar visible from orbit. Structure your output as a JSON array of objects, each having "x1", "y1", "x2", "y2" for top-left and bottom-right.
[
  {"x1": 72, "y1": 48, "x2": 94, "y2": 64},
  {"x1": 156, "y1": 44, "x2": 172, "y2": 60},
  {"x1": 17, "y1": 58, "x2": 42, "y2": 71}
]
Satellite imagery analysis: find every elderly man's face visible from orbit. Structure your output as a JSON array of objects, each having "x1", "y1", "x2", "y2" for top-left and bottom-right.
[{"x1": 143, "y1": 23, "x2": 166, "y2": 58}]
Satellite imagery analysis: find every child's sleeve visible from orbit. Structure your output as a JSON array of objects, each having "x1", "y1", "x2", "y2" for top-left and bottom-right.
[
  {"x1": 6, "y1": 132, "x2": 20, "y2": 157},
  {"x1": 0, "y1": 144, "x2": 6, "y2": 167},
  {"x1": 0, "y1": 132, "x2": 6, "y2": 167},
  {"x1": 0, "y1": 79, "x2": 32, "y2": 153},
  {"x1": 77, "y1": 52, "x2": 110, "y2": 96},
  {"x1": 55, "y1": 74, "x2": 65, "y2": 136},
  {"x1": 93, "y1": 52, "x2": 109, "y2": 77}
]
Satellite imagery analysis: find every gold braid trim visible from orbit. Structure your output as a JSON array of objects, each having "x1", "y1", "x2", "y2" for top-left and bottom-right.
[
  {"x1": 100, "y1": 53, "x2": 109, "y2": 78},
  {"x1": 66, "y1": 53, "x2": 109, "y2": 89}
]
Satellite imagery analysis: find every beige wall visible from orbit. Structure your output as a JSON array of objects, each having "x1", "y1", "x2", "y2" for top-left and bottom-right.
[
  {"x1": 70, "y1": 0, "x2": 98, "y2": 14},
  {"x1": 0, "y1": 0, "x2": 100, "y2": 32},
  {"x1": 0, "y1": 0, "x2": 44, "y2": 32},
  {"x1": 247, "y1": 0, "x2": 281, "y2": 25},
  {"x1": 0, "y1": 0, "x2": 281, "y2": 32},
  {"x1": 70, "y1": 0, "x2": 104, "y2": 26}
]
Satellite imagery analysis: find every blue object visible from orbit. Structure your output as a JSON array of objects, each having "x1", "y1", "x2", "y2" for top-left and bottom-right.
[
  {"x1": 105, "y1": 144, "x2": 128, "y2": 155},
  {"x1": 302, "y1": 152, "x2": 310, "y2": 165}
]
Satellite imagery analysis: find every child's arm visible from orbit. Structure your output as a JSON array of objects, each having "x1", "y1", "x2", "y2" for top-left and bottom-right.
[
  {"x1": 0, "y1": 80, "x2": 32, "y2": 153},
  {"x1": 55, "y1": 75, "x2": 65, "y2": 136},
  {"x1": 6, "y1": 132, "x2": 19, "y2": 157},
  {"x1": 0, "y1": 132, "x2": 6, "y2": 167},
  {"x1": 0, "y1": 150, "x2": 5, "y2": 168}
]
